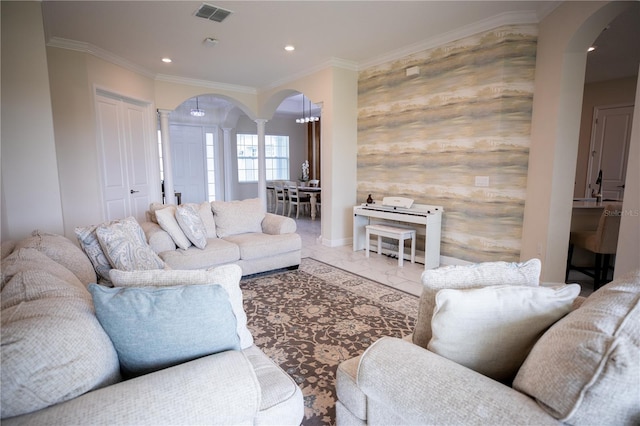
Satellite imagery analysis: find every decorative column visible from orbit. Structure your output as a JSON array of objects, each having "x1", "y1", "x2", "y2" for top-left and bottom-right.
[
  {"x1": 255, "y1": 119, "x2": 268, "y2": 210},
  {"x1": 222, "y1": 127, "x2": 232, "y2": 201},
  {"x1": 158, "y1": 109, "x2": 176, "y2": 205}
]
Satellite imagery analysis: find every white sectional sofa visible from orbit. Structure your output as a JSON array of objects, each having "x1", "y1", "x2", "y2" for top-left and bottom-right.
[
  {"x1": 1, "y1": 229, "x2": 304, "y2": 425},
  {"x1": 141, "y1": 197, "x2": 301, "y2": 277}
]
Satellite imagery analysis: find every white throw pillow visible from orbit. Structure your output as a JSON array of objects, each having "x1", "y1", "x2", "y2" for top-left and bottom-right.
[
  {"x1": 176, "y1": 204, "x2": 207, "y2": 249},
  {"x1": 427, "y1": 284, "x2": 581, "y2": 383},
  {"x1": 156, "y1": 206, "x2": 192, "y2": 250},
  {"x1": 108, "y1": 264, "x2": 253, "y2": 349},
  {"x1": 413, "y1": 259, "x2": 542, "y2": 349}
]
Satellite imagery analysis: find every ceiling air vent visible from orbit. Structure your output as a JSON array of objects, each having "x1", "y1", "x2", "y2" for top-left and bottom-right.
[{"x1": 195, "y1": 3, "x2": 232, "y2": 23}]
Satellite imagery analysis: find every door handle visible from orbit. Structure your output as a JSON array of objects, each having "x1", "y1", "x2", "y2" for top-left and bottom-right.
[{"x1": 130, "y1": 189, "x2": 140, "y2": 194}]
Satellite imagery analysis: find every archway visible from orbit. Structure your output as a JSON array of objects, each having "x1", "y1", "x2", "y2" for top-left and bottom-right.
[{"x1": 521, "y1": 1, "x2": 638, "y2": 281}]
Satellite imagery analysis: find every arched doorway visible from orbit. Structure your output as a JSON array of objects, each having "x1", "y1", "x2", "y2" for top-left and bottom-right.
[{"x1": 521, "y1": 1, "x2": 639, "y2": 281}]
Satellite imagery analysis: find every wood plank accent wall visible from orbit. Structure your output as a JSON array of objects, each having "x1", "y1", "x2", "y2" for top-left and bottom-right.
[{"x1": 357, "y1": 25, "x2": 537, "y2": 262}]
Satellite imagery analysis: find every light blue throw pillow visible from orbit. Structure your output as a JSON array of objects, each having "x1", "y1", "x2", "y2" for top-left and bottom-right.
[{"x1": 89, "y1": 283, "x2": 240, "y2": 378}]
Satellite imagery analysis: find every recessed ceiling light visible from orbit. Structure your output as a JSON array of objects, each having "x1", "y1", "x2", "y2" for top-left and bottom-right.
[
  {"x1": 162, "y1": 57, "x2": 172, "y2": 63},
  {"x1": 587, "y1": 46, "x2": 596, "y2": 52},
  {"x1": 284, "y1": 45, "x2": 295, "y2": 52}
]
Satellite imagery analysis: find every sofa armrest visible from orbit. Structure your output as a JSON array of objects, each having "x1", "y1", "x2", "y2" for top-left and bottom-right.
[
  {"x1": 140, "y1": 221, "x2": 176, "y2": 253},
  {"x1": 261, "y1": 213, "x2": 297, "y2": 235},
  {"x1": 4, "y1": 351, "x2": 261, "y2": 426},
  {"x1": 357, "y1": 337, "x2": 559, "y2": 425}
]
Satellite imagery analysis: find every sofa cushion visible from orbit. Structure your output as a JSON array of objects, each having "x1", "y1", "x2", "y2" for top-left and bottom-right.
[
  {"x1": 413, "y1": 259, "x2": 541, "y2": 348},
  {"x1": 108, "y1": 264, "x2": 253, "y2": 349},
  {"x1": 96, "y1": 217, "x2": 165, "y2": 271},
  {"x1": 223, "y1": 232, "x2": 301, "y2": 260},
  {"x1": 156, "y1": 206, "x2": 192, "y2": 250},
  {"x1": 211, "y1": 198, "x2": 265, "y2": 238},
  {"x1": 75, "y1": 222, "x2": 115, "y2": 285},
  {"x1": 89, "y1": 283, "x2": 240, "y2": 378},
  {"x1": 1, "y1": 276, "x2": 121, "y2": 418},
  {"x1": 176, "y1": 204, "x2": 208, "y2": 249},
  {"x1": 428, "y1": 284, "x2": 580, "y2": 383},
  {"x1": 17, "y1": 230, "x2": 97, "y2": 286},
  {"x1": 159, "y1": 238, "x2": 239, "y2": 270},
  {"x1": 513, "y1": 269, "x2": 640, "y2": 425},
  {"x1": 1, "y1": 248, "x2": 85, "y2": 297}
]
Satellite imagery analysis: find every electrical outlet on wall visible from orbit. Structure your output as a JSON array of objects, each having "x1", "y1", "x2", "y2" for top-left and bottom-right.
[{"x1": 475, "y1": 176, "x2": 490, "y2": 187}]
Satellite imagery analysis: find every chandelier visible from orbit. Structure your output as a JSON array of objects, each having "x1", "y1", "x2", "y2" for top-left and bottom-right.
[
  {"x1": 296, "y1": 96, "x2": 319, "y2": 123},
  {"x1": 190, "y1": 97, "x2": 205, "y2": 117}
]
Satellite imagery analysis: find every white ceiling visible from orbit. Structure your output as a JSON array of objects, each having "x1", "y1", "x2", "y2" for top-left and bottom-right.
[{"x1": 41, "y1": 1, "x2": 639, "y2": 115}]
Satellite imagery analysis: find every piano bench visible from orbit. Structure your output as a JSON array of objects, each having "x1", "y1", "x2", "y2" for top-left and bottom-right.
[{"x1": 365, "y1": 224, "x2": 416, "y2": 267}]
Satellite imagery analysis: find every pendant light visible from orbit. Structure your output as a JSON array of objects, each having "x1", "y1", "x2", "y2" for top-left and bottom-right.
[{"x1": 190, "y1": 97, "x2": 205, "y2": 117}]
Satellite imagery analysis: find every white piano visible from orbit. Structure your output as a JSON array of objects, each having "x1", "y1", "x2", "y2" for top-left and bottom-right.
[{"x1": 353, "y1": 197, "x2": 443, "y2": 269}]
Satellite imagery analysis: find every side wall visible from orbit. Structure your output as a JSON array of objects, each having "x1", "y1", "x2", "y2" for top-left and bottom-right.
[
  {"x1": 358, "y1": 25, "x2": 537, "y2": 262},
  {"x1": 1, "y1": 1, "x2": 64, "y2": 240}
]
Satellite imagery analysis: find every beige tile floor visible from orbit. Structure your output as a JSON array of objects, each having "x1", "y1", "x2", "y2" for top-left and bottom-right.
[
  {"x1": 293, "y1": 214, "x2": 596, "y2": 298},
  {"x1": 295, "y1": 215, "x2": 425, "y2": 297}
]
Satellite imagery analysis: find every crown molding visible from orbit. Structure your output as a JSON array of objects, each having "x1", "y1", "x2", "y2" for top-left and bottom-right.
[
  {"x1": 262, "y1": 57, "x2": 358, "y2": 92},
  {"x1": 47, "y1": 37, "x2": 156, "y2": 79},
  {"x1": 359, "y1": 10, "x2": 541, "y2": 71},
  {"x1": 154, "y1": 74, "x2": 257, "y2": 95}
]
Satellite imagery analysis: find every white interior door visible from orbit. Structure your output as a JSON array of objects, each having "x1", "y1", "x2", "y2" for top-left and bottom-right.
[
  {"x1": 170, "y1": 124, "x2": 206, "y2": 203},
  {"x1": 586, "y1": 104, "x2": 634, "y2": 200},
  {"x1": 95, "y1": 91, "x2": 154, "y2": 222}
]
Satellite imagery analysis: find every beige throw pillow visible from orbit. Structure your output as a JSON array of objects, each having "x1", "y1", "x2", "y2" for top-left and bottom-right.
[
  {"x1": 156, "y1": 206, "x2": 192, "y2": 250},
  {"x1": 413, "y1": 259, "x2": 541, "y2": 348},
  {"x1": 427, "y1": 284, "x2": 580, "y2": 383},
  {"x1": 176, "y1": 204, "x2": 207, "y2": 249},
  {"x1": 513, "y1": 270, "x2": 640, "y2": 425},
  {"x1": 211, "y1": 198, "x2": 265, "y2": 238}
]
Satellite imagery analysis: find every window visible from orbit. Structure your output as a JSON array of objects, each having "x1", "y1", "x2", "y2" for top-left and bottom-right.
[
  {"x1": 237, "y1": 134, "x2": 289, "y2": 182},
  {"x1": 206, "y1": 132, "x2": 216, "y2": 201}
]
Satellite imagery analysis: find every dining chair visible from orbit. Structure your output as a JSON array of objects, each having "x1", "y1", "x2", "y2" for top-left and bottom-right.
[
  {"x1": 566, "y1": 204, "x2": 621, "y2": 290},
  {"x1": 287, "y1": 184, "x2": 311, "y2": 219},
  {"x1": 274, "y1": 182, "x2": 287, "y2": 215}
]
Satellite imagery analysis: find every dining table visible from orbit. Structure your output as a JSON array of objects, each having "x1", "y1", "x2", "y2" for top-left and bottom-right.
[
  {"x1": 266, "y1": 184, "x2": 322, "y2": 220},
  {"x1": 297, "y1": 186, "x2": 321, "y2": 220}
]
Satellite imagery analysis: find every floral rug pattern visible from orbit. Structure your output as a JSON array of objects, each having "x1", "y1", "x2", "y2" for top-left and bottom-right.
[{"x1": 241, "y1": 258, "x2": 419, "y2": 425}]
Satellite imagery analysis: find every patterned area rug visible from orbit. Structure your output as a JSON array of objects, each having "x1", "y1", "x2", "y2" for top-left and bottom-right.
[{"x1": 241, "y1": 258, "x2": 419, "y2": 425}]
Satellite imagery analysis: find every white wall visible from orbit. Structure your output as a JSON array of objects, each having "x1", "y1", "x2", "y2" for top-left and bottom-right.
[
  {"x1": 1, "y1": 1, "x2": 64, "y2": 241},
  {"x1": 46, "y1": 48, "x2": 159, "y2": 240}
]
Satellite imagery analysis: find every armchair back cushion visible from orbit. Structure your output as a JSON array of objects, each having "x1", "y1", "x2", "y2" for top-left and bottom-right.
[
  {"x1": 413, "y1": 259, "x2": 541, "y2": 348},
  {"x1": 513, "y1": 269, "x2": 640, "y2": 425}
]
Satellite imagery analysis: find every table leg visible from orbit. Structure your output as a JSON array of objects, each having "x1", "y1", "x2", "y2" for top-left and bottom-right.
[{"x1": 310, "y1": 194, "x2": 316, "y2": 220}]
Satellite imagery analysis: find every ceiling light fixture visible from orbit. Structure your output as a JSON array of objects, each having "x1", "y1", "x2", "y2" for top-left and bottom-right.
[
  {"x1": 284, "y1": 45, "x2": 295, "y2": 52},
  {"x1": 162, "y1": 57, "x2": 172, "y2": 63},
  {"x1": 190, "y1": 97, "x2": 205, "y2": 117},
  {"x1": 296, "y1": 96, "x2": 319, "y2": 123},
  {"x1": 587, "y1": 46, "x2": 596, "y2": 52}
]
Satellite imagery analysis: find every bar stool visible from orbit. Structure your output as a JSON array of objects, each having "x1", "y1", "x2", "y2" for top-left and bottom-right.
[
  {"x1": 566, "y1": 205, "x2": 621, "y2": 290},
  {"x1": 365, "y1": 224, "x2": 416, "y2": 267}
]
